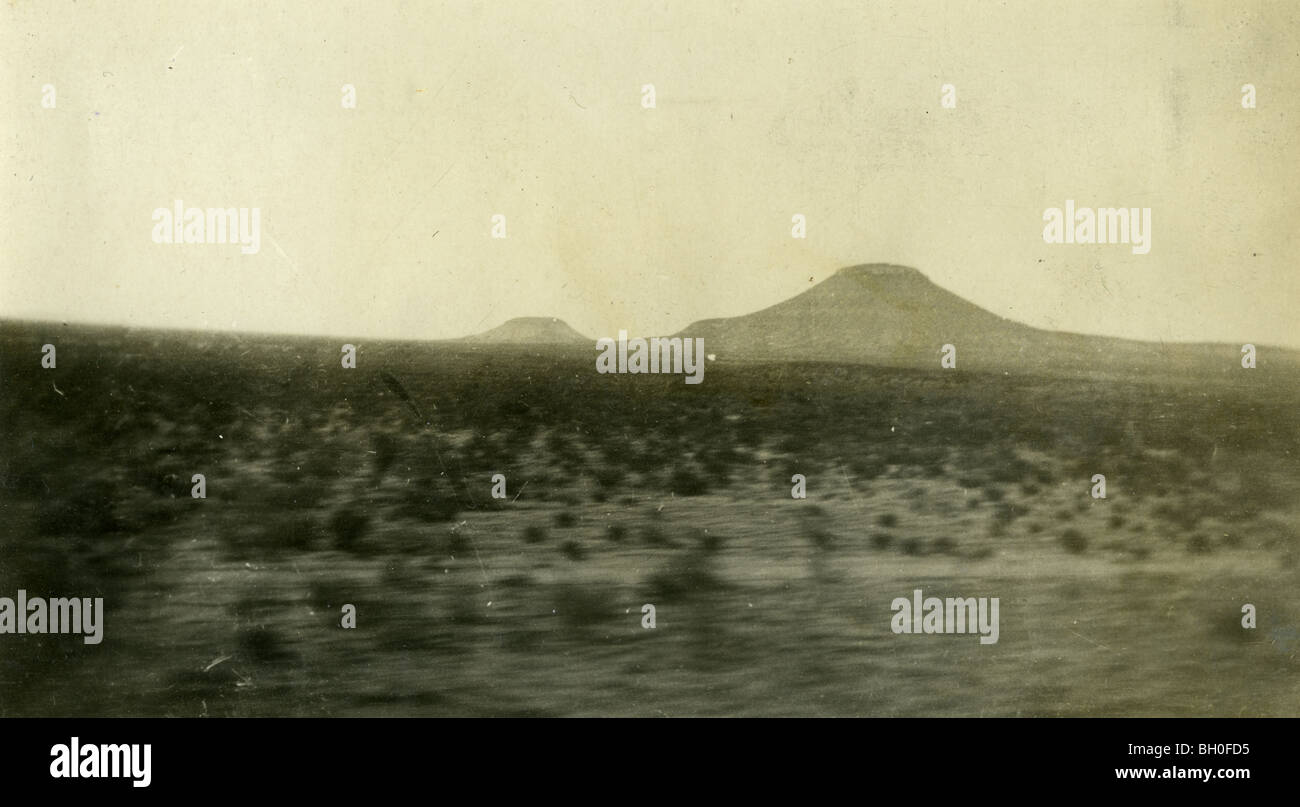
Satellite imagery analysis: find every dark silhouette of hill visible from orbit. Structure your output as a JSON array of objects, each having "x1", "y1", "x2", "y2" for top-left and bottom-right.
[
  {"x1": 462, "y1": 317, "x2": 589, "y2": 344},
  {"x1": 5, "y1": 264, "x2": 1293, "y2": 379},
  {"x1": 672, "y1": 263, "x2": 1296, "y2": 378}
]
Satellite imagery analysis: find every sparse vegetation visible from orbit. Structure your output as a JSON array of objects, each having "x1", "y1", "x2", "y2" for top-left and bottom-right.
[
  {"x1": 559, "y1": 539, "x2": 585, "y2": 561},
  {"x1": 329, "y1": 508, "x2": 369, "y2": 551},
  {"x1": 668, "y1": 466, "x2": 710, "y2": 497},
  {"x1": 2, "y1": 324, "x2": 1295, "y2": 717},
  {"x1": 1060, "y1": 528, "x2": 1088, "y2": 554}
]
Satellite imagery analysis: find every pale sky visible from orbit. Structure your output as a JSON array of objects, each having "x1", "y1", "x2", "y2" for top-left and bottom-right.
[{"x1": 2, "y1": 1, "x2": 1297, "y2": 346}]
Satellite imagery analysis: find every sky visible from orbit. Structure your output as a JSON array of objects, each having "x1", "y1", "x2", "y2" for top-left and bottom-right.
[{"x1": 2, "y1": 0, "x2": 1297, "y2": 347}]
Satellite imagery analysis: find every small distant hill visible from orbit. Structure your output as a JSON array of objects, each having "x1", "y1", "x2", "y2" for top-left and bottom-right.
[{"x1": 461, "y1": 317, "x2": 590, "y2": 344}]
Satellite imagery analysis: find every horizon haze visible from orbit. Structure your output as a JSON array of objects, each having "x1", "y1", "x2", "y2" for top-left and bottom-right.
[{"x1": 2, "y1": 0, "x2": 1298, "y2": 348}]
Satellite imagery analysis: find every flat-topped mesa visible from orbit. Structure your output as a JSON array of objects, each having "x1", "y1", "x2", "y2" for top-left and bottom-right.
[
  {"x1": 462, "y1": 316, "x2": 590, "y2": 344},
  {"x1": 671, "y1": 261, "x2": 1027, "y2": 366},
  {"x1": 832, "y1": 263, "x2": 930, "y2": 280}
]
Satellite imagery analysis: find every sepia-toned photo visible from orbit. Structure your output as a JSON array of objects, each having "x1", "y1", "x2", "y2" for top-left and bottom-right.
[{"x1": 1, "y1": 0, "x2": 1297, "y2": 722}]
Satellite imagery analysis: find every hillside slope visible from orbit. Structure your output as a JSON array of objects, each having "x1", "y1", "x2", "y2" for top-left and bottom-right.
[
  {"x1": 462, "y1": 317, "x2": 589, "y2": 344},
  {"x1": 673, "y1": 264, "x2": 1286, "y2": 376}
]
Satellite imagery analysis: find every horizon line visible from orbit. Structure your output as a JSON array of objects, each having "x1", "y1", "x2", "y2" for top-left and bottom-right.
[{"x1": 2, "y1": 313, "x2": 1295, "y2": 354}]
